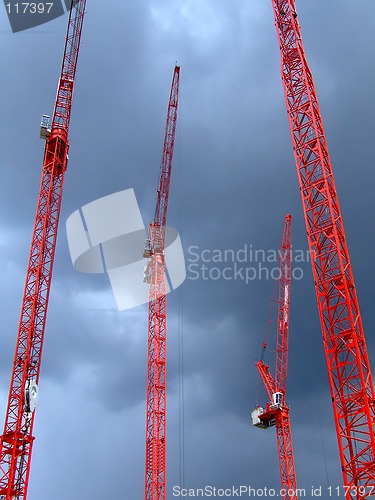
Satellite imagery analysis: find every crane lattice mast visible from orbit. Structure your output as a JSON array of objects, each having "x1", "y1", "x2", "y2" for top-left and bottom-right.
[
  {"x1": 0, "y1": 2, "x2": 87, "y2": 498},
  {"x1": 271, "y1": 1, "x2": 375, "y2": 496},
  {"x1": 143, "y1": 65, "x2": 180, "y2": 500},
  {"x1": 252, "y1": 214, "x2": 297, "y2": 500}
]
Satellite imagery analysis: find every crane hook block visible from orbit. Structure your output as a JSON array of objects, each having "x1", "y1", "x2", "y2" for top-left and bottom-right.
[
  {"x1": 143, "y1": 265, "x2": 151, "y2": 284},
  {"x1": 143, "y1": 239, "x2": 153, "y2": 258},
  {"x1": 24, "y1": 379, "x2": 39, "y2": 413},
  {"x1": 40, "y1": 114, "x2": 51, "y2": 140}
]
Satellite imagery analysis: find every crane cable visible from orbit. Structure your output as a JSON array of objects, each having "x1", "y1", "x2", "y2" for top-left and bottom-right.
[
  {"x1": 260, "y1": 278, "x2": 278, "y2": 361},
  {"x1": 177, "y1": 93, "x2": 185, "y2": 490},
  {"x1": 256, "y1": 276, "x2": 278, "y2": 406},
  {"x1": 178, "y1": 282, "x2": 185, "y2": 490},
  {"x1": 304, "y1": 316, "x2": 330, "y2": 488}
]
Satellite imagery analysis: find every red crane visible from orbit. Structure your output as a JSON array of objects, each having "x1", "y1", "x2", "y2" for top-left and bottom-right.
[
  {"x1": 143, "y1": 65, "x2": 180, "y2": 500},
  {"x1": 252, "y1": 214, "x2": 298, "y2": 500},
  {"x1": 270, "y1": 1, "x2": 375, "y2": 496},
  {"x1": 0, "y1": 2, "x2": 87, "y2": 498}
]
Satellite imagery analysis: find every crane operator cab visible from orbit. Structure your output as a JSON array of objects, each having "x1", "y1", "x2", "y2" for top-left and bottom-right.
[
  {"x1": 143, "y1": 239, "x2": 152, "y2": 258},
  {"x1": 270, "y1": 391, "x2": 283, "y2": 410},
  {"x1": 40, "y1": 114, "x2": 51, "y2": 140},
  {"x1": 24, "y1": 379, "x2": 39, "y2": 414}
]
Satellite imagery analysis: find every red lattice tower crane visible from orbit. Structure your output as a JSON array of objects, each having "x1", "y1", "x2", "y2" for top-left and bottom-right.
[
  {"x1": 252, "y1": 214, "x2": 298, "y2": 500},
  {"x1": 143, "y1": 65, "x2": 180, "y2": 500},
  {"x1": 270, "y1": 1, "x2": 375, "y2": 497},
  {"x1": 0, "y1": 2, "x2": 87, "y2": 498}
]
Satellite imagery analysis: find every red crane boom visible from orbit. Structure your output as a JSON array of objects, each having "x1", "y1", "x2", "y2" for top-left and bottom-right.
[
  {"x1": 144, "y1": 65, "x2": 180, "y2": 500},
  {"x1": 253, "y1": 214, "x2": 297, "y2": 500},
  {"x1": 271, "y1": 1, "x2": 375, "y2": 496},
  {"x1": 0, "y1": 2, "x2": 87, "y2": 498}
]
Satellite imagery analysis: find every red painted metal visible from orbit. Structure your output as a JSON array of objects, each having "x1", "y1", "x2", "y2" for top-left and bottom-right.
[
  {"x1": 271, "y1": 1, "x2": 375, "y2": 496},
  {"x1": 144, "y1": 66, "x2": 180, "y2": 500},
  {"x1": 257, "y1": 361, "x2": 276, "y2": 401},
  {"x1": 0, "y1": 2, "x2": 86, "y2": 498},
  {"x1": 255, "y1": 215, "x2": 297, "y2": 500},
  {"x1": 275, "y1": 214, "x2": 292, "y2": 395}
]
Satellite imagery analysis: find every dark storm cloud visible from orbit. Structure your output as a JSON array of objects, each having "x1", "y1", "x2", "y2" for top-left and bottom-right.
[{"x1": 1, "y1": 0, "x2": 375, "y2": 499}]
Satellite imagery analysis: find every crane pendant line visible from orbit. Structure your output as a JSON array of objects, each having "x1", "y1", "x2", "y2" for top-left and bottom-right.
[
  {"x1": 144, "y1": 66, "x2": 180, "y2": 500},
  {"x1": 0, "y1": 1, "x2": 87, "y2": 498},
  {"x1": 271, "y1": 1, "x2": 375, "y2": 495}
]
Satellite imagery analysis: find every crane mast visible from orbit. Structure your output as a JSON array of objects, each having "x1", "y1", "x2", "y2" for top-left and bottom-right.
[
  {"x1": 271, "y1": 1, "x2": 375, "y2": 496},
  {"x1": 144, "y1": 65, "x2": 180, "y2": 500},
  {"x1": 0, "y1": 2, "x2": 87, "y2": 498},
  {"x1": 252, "y1": 215, "x2": 297, "y2": 500}
]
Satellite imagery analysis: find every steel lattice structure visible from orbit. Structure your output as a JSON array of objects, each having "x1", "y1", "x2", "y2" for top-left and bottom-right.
[
  {"x1": 0, "y1": 2, "x2": 87, "y2": 498},
  {"x1": 271, "y1": 1, "x2": 375, "y2": 496},
  {"x1": 254, "y1": 215, "x2": 297, "y2": 500},
  {"x1": 144, "y1": 65, "x2": 180, "y2": 500}
]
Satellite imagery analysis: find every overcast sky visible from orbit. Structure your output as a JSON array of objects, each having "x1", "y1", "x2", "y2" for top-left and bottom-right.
[{"x1": 1, "y1": 1, "x2": 375, "y2": 498}]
